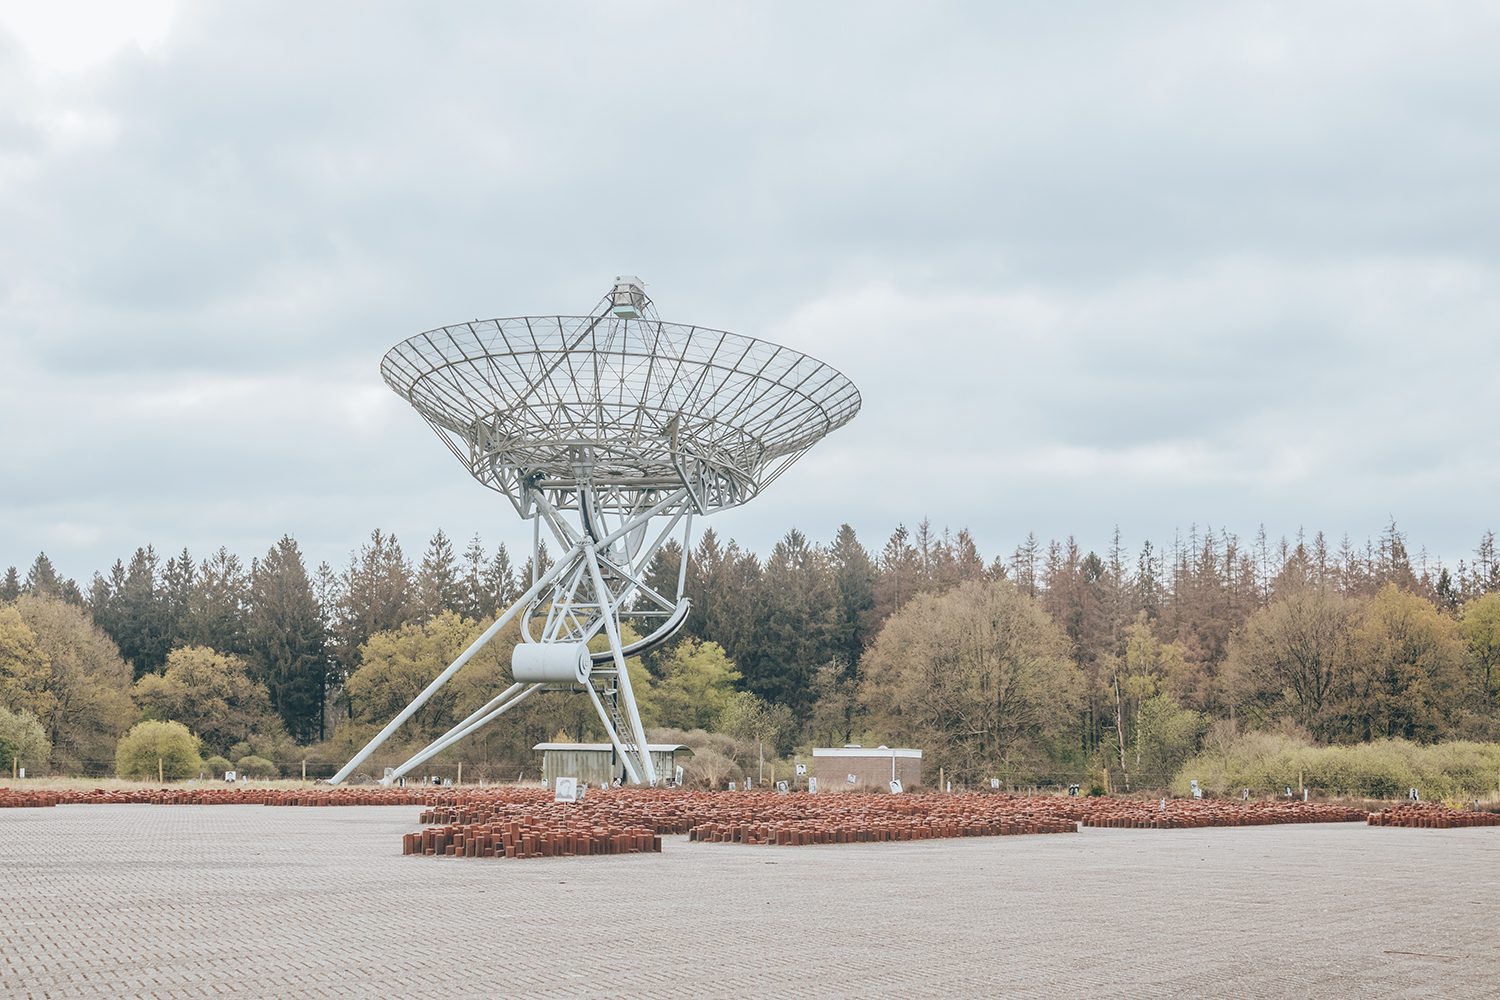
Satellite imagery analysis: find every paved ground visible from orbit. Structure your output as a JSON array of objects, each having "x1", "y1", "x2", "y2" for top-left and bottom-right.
[{"x1": 1, "y1": 805, "x2": 1497, "y2": 998}]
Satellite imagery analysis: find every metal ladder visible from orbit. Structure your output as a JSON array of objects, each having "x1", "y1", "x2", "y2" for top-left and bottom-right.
[{"x1": 603, "y1": 685, "x2": 638, "y2": 757}]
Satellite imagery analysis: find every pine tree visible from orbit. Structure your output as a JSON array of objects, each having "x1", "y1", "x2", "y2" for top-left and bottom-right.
[
  {"x1": 247, "y1": 536, "x2": 329, "y2": 742},
  {"x1": 1375, "y1": 520, "x2": 1417, "y2": 592},
  {"x1": 686, "y1": 530, "x2": 762, "y2": 664},
  {"x1": 0, "y1": 567, "x2": 19, "y2": 602},
  {"x1": 517, "y1": 540, "x2": 551, "y2": 594},
  {"x1": 106, "y1": 546, "x2": 172, "y2": 678},
  {"x1": 644, "y1": 540, "x2": 684, "y2": 606},
  {"x1": 1042, "y1": 537, "x2": 1109, "y2": 753},
  {"x1": 1474, "y1": 531, "x2": 1498, "y2": 595},
  {"x1": 415, "y1": 529, "x2": 463, "y2": 621},
  {"x1": 741, "y1": 529, "x2": 838, "y2": 723},
  {"x1": 485, "y1": 542, "x2": 518, "y2": 615},
  {"x1": 183, "y1": 547, "x2": 250, "y2": 656},
  {"x1": 947, "y1": 528, "x2": 986, "y2": 586},
  {"x1": 874, "y1": 525, "x2": 919, "y2": 621},
  {"x1": 1135, "y1": 540, "x2": 1160, "y2": 620},
  {"x1": 23, "y1": 553, "x2": 63, "y2": 599},
  {"x1": 87, "y1": 560, "x2": 128, "y2": 639},
  {"x1": 828, "y1": 524, "x2": 877, "y2": 677},
  {"x1": 912, "y1": 518, "x2": 943, "y2": 591},
  {"x1": 1011, "y1": 532, "x2": 1040, "y2": 598},
  {"x1": 161, "y1": 548, "x2": 196, "y2": 648},
  {"x1": 335, "y1": 529, "x2": 414, "y2": 674},
  {"x1": 459, "y1": 534, "x2": 489, "y2": 619}
]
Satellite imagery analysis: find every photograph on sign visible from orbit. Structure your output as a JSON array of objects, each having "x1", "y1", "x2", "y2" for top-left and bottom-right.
[
  {"x1": 554, "y1": 776, "x2": 579, "y2": 803},
  {"x1": 795, "y1": 763, "x2": 807, "y2": 776},
  {"x1": 889, "y1": 779, "x2": 904, "y2": 794}
]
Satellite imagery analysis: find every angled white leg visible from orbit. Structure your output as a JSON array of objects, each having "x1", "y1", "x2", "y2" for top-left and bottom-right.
[
  {"x1": 584, "y1": 682, "x2": 642, "y2": 785},
  {"x1": 385, "y1": 683, "x2": 544, "y2": 784},
  {"x1": 329, "y1": 543, "x2": 582, "y2": 784},
  {"x1": 584, "y1": 544, "x2": 657, "y2": 785}
]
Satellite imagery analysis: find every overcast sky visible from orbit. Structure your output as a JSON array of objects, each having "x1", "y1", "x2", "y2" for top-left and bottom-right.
[{"x1": 3, "y1": 2, "x2": 1498, "y2": 585}]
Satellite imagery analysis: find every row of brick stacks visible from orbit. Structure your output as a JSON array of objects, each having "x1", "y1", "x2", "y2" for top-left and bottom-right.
[
  {"x1": 0, "y1": 787, "x2": 461, "y2": 807},
  {"x1": 403, "y1": 821, "x2": 661, "y2": 858},
  {"x1": 1367, "y1": 803, "x2": 1500, "y2": 828},
  {"x1": 398, "y1": 790, "x2": 1388, "y2": 860},
  {"x1": 1078, "y1": 799, "x2": 1368, "y2": 829},
  {"x1": 8, "y1": 785, "x2": 1496, "y2": 852}
]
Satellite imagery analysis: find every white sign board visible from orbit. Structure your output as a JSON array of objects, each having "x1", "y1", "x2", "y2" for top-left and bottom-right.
[
  {"x1": 847, "y1": 773, "x2": 858, "y2": 785},
  {"x1": 889, "y1": 779, "x2": 904, "y2": 795},
  {"x1": 808, "y1": 777, "x2": 818, "y2": 794},
  {"x1": 674, "y1": 765, "x2": 685, "y2": 785},
  {"x1": 990, "y1": 778, "x2": 1000, "y2": 789},
  {"x1": 224, "y1": 771, "x2": 237, "y2": 782},
  {"x1": 728, "y1": 781, "x2": 737, "y2": 791},
  {"x1": 554, "y1": 776, "x2": 579, "y2": 803},
  {"x1": 776, "y1": 781, "x2": 789, "y2": 794},
  {"x1": 795, "y1": 762, "x2": 807, "y2": 776}
]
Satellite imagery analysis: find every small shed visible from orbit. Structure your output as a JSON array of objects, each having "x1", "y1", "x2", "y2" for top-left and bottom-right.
[
  {"x1": 813, "y1": 745, "x2": 922, "y2": 791},
  {"x1": 534, "y1": 742, "x2": 692, "y2": 787}
]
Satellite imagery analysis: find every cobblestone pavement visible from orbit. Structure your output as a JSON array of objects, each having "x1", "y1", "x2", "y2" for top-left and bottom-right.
[{"x1": 2, "y1": 804, "x2": 1497, "y2": 998}]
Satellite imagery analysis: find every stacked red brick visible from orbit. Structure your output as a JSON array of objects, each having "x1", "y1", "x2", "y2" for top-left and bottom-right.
[
  {"x1": 1368, "y1": 804, "x2": 1500, "y2": 828},
  {"x1": 1077, "y1": 799, "x2": 1367, "y2": 829},
  {"x1": 687, "y1": 792, "x2": 1077, "y2": 846},
  {"x1": 0, "y1": 787, "x2": 461, "y2": 807},
  {"x1": 0, "y1": 789, "x2": 60, "y2": 807},
  {"x1": 403, "y1": 819, "x2": 660, "y2": 858}
]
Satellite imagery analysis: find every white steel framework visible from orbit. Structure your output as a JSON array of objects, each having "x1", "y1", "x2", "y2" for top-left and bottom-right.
[{"x1": 330, "y1": 278, "x2": 859, "y2": 786}]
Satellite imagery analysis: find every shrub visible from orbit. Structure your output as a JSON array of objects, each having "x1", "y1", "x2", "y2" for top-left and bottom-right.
[
  {"x1": 202, "y1": 755, "x2": 233, "y2": 778},
  {"x1": 116, "y1": 720, "x2": 202, "y2": 781},
  {"x1": 0, "y1": 705, "x2": 52, "y2": 774},
  {"x1": 1174, "y1": 732, "x2": 1500, "y2": 799},
  {"x1": 680, "y1": 749, "x2": 738, "y2": 789},
  {"x1": 235, "y1": 755, "x2": 278, "y2": 778}
]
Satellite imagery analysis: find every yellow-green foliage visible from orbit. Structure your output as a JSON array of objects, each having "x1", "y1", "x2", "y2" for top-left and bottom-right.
[
  {"x1": 1173, "y1": 732, "x2": 1500, "y2": 799},
  {"x1": 0, "y1": 705, "x2": 51, "y2": 772},
  {"x1": 115, "y1": 720, "x2": 202, "y2": 781},
  {"x1": 235, "y1": 754, "x2": 277, "y2": 778},
  {"x1": 649, "y1": 638, "x2": 741, "y2": 731}
]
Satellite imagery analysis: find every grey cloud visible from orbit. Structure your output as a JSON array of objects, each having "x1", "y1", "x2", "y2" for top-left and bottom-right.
[{"x1": 2, "y1": 1, "x2": 1499, "y2": 583}]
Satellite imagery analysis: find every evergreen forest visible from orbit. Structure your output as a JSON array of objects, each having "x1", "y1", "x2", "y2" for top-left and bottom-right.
[{"x1": 4, "y1": 520, "x2": 1500, "y2": 793}]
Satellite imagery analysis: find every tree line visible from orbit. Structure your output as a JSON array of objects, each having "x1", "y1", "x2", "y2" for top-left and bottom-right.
[{"x1": 3, "y1": 521, "x2": 1499, "y2": 784}]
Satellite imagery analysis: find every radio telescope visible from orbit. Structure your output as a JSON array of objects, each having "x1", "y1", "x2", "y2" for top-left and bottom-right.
[{"x1": 330, "y1": 278, "x2": 860, "y2": 786}]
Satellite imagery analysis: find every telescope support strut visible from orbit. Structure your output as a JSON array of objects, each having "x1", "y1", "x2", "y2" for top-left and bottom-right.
[{"x1": 329, "y1": 486, "x2": 694, "y2": 787}]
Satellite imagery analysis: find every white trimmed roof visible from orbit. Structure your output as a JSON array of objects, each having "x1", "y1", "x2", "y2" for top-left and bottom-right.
[
  {"x1": 812, "y1": 747, "x2": 922, "y2": 759},
  {"x1": 533, "y1": 743, "x2": 691, "y2": 753}
]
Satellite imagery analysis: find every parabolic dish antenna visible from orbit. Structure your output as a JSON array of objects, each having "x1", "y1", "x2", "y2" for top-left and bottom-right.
[{"x1": 332, "y1": 278, "x2": 860, "y2": 786}]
